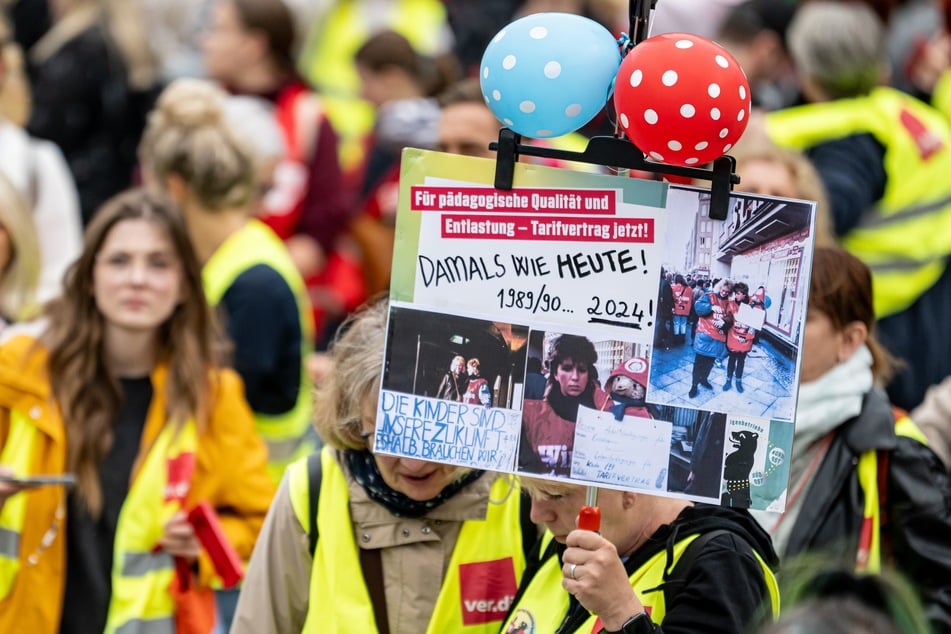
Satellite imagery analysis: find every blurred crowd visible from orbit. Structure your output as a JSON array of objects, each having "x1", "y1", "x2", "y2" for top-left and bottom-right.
[{"x1": 1, "y1": 0, "x2": 951, "y2": 633}]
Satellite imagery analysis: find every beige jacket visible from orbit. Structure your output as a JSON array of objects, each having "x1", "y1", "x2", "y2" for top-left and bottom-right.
[
  {"x1": 910, "y1": 376, "x2": 951, "y2": 470},
  {"x1": 230, "y1": 451, "x2": 508, "y2": 634}
]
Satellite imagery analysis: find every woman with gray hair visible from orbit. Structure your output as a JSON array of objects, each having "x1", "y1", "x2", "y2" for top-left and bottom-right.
[
  {"x1": 785, "y1": 0, "x2": 888, "y2": 102},
  {"x1": 231, "y1": 297, "x2": 536, "y2": 633}
]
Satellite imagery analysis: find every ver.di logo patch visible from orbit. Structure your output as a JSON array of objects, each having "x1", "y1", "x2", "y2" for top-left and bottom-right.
[{"x1": 459, "y1": 557, "x2": 517, "y2": 626}]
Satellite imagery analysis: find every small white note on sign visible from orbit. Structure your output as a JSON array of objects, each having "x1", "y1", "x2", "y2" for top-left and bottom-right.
[
  {"x1": 736, "y1": 303, "x2": 766, "y2": 329},
  {"x1": 571, "y1": 406, "x2": 673, "y2": 490}
]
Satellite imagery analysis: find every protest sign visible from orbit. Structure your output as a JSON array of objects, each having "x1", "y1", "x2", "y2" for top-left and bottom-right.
[
  {"x1": 376, "y1": 148, "x2": 816, "y2": 511},
  {"x1": 735, "y1": 302, "x2": 766, "y2": 330}
]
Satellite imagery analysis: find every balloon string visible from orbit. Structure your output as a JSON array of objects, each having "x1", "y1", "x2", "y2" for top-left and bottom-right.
[{"x1": 617, "y1": 33, "x2": 632, "y2": 56}]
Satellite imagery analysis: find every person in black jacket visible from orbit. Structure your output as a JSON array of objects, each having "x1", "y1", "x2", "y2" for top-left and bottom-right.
[
  {"x1": 501, "y1": 481, "x2": 779, "y2": 634},
  {"x1": 435, "y1": 354, "x2": 468, "y2": 402},
  {"x1": 750, "y1": 246, "x2": 951, "y2": 633}
]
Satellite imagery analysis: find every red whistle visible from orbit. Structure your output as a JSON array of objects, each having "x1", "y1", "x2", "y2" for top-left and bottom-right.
[{"x1": 578, "y1": 505, "x2": 601, "y2": 532}]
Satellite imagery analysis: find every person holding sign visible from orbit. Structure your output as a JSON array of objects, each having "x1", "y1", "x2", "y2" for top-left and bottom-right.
[
  {"x1": 502, "y1": 481, "x2": 779, "y2": 633},
  {"x1": 724, "y1": 282, "x2": 755, "y2": 393},
  {"x1": 0, "y1": 189, "x2": 274, "y2": 634},
  {"x1": 689, "y1": 279, "x2": 735, "y2": 398},
  {"x1": 520, "y1": 334, "x2": 614, "y2": 476},
  {"x1": 231, "y1": 298, "x2": 537, "y2": 633}
]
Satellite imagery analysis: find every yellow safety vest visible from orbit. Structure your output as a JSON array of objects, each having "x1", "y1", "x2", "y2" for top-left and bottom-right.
[
  {"x1": 298, "y1": 0, "x2": 448, "y2": 172},
  {"x1": 290, "y1": 448, "x2": 527, "y2": 633},
  {"x1": 767, "y1": 87, "x2": 951, "y2": 317},
  {"x1": 502, "y1": 531, "x2": 780, "y2": 633},
  {"x1": 202, "y1": 220, "x2": 315, "y2": 483},
  {"x1": 103, "y1": 419, "x2": 208, "y2": 634},
  {"x1": 0, "y1": 410, "x2": 39, "y2": 599},
  {"x1": 854, "y1": 413, "x2": 930, "y2": 573}
]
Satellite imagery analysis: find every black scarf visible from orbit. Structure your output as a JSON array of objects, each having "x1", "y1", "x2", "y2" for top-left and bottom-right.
[
  {"x1": 345, "y1": 450, "x2": 484, "y2": 518},
  {"x1": 609, "y1": 393, "x2": 647, "y2": 421},
  {"x1": 546, "y1": 382, "x2": 597, "y2": 422}
]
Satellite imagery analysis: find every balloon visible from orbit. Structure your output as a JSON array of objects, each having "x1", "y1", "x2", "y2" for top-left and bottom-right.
[
  {"x1": 613, "y1": 33, "x2": 751, "y2": 166},
  {"x1": 480, "y1": 13, "x2": 621, "y2": 139}
]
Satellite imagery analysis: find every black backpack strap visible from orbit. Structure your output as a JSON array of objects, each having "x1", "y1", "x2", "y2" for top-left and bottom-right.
[
  {"x1": 662, "y1": 529, "x2": 733, "y2": 602},
  {"x1": 307, "y1": 451, "x2": 322, "y2": 558}
]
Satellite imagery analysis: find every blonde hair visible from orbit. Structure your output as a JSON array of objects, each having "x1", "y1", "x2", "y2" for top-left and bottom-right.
[
  {"x1": 0, "y1": 171, "x2": 40, "y2": 321},
  {"x1": 138, "y1": 78, "x2": 257, "y2": 211},
  {"x1": 0, "y1": 13, "x2": 30, "y2": 126},
  {"x1": 732, "y1": 131, "x2": 836, "y2": 246}
]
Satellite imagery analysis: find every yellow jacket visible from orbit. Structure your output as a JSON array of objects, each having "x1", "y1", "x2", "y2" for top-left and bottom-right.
[{"x1": 0, "y1": 334, "x2": 275, "y2": 634}]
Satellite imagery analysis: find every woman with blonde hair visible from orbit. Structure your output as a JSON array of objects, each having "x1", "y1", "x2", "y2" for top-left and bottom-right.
[
  {"x1": 139, "y1": 77, "x2": 315, "y2": 484},
  {"x1": 731, "y1": 127, "x2": 836, "y2": 246},
  {"x1": 0, "y1": 171, "x2": 41, "y2": 331},
  {"x1": 0, "y1": 188, "x2": 274, "y2": 633},
  {"x1": 232, "y1": 297, "x2": 537, "y2": 633}
]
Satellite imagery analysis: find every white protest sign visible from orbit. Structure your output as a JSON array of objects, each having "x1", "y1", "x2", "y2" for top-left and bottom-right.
[
  {"x1": 375, "y1": 390, "x2": 522, "y2": 472},
  {"x1": 374, "y1": 150, "x2": 818, "y2": 512},
  {"x1": 735, "y1": 302, "x2": 766, "y2": 330}
]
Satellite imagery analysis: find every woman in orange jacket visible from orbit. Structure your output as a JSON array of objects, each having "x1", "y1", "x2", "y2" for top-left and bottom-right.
[{"x1": 0, "y1": 188, "x2": 275, "y2": 634}]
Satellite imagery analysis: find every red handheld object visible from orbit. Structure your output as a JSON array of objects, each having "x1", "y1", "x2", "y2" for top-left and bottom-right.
[
  {"x1": 578, "y1": 505, "x2": 601, "y2": 532},
  {"x1": 187, "y1": 501, "x2": 245, "y2": 588}
]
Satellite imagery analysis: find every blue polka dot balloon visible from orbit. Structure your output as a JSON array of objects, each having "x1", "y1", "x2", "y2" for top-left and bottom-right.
[{"x1": 480, "y1": 12, "x2": 621, "y2": 139}]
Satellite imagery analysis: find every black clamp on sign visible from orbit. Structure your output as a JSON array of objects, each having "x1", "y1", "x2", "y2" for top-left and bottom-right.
[{"x1": 489, "y1": 129, "x2": 739, "y2": 221}]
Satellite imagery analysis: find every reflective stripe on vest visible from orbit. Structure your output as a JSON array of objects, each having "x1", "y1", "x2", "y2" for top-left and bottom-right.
[
  {"x1": 103, "y1": 421, "x2": 200, "y2": 634},
  {"x1": 503, "y1": 531, "x2": 780, "y2": 632},
  {"x1": 202, "y1": 220, "x2": 315, "y2": 482},
  {"x1": 855, "y1": 414, "x2": 928, "y2": 573},
  {"x1": 0, "y1": 410, "x2": 38, "y2": 599},
  {"x1": 766, "y1": 87, "x2": 951, "y2": 317},
  {"x1": 298, "y1": 448, "x2": 527, "y2": 633}
]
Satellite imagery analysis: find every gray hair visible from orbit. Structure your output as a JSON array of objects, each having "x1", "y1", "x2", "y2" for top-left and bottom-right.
[{"x1": 787, "y1": 2, "x2": 886, "y2": 99}]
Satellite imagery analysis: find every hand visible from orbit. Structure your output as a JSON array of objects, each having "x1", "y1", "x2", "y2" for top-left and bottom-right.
[
  {"x1": 562, "y1": 529, "x2": 645, "y2": 631},
  {"x1": 158, "y1": 510, "x2": 201, "y2": 562},
  {"x1": 0, "y1": 465, "x2": 30, "y2": 510}
]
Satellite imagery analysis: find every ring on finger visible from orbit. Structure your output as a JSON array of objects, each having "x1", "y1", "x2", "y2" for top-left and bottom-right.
[{"x1": 569, "y1": 563, "x2": 577, "y2": 580}]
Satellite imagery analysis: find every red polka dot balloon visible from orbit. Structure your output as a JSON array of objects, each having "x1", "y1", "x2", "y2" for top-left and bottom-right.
[{"x1": 614, "y1": 33, "x2": 751, "y2": 166}]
